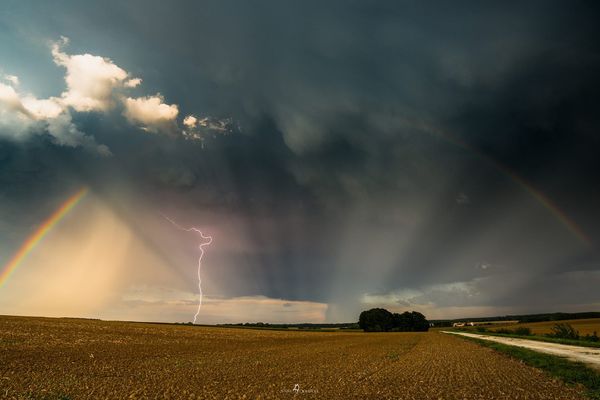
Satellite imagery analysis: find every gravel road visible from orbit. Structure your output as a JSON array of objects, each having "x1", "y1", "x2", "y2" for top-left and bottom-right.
[{"x1": 444, "y1": 330, "x2": 600, "y2": 369}]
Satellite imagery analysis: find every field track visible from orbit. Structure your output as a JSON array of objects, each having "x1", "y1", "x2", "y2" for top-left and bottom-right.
[
  {"x1": 445, "y1": 330, "x2": 600, "y2": 369},
  {"x1": 0, "y1": 316, "x2": 587, "y2": 399}
]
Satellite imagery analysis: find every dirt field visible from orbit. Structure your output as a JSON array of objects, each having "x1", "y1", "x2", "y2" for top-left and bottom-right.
[
  {"x1": 492, "y1": 318, "x2": 600, "y2": 336},
  {"x1": 0, "y1": 316, "x2": 588, "y2": 399}
]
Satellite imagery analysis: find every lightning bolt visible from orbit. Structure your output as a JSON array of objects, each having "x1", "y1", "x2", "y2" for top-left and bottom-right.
[{"x1": 162, "y1": 214, "x2": 213, "y2": 324}]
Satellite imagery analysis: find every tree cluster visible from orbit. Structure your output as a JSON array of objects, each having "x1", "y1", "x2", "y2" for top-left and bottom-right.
[{"x1": 358, "y1": 308, "x2": 429, "y2": 332}]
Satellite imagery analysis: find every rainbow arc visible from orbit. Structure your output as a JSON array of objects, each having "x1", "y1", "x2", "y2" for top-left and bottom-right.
[{"x1": 0, "y1": 187, "x2": 88, "y2": 287}]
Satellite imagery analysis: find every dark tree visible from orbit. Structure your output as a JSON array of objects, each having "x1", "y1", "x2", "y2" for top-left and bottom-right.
[
  {"x1": 408, "y1": 311, "x2": 429, "y2": 332},
  {"x1": 358, "y1": 308, "x2": 394, "y2": 332},
  {"x1": 391, "y1": 312, "x2": 412, "y2": 331},
  {"x1": 359, "y1": 309, "x2": 429, "y2": 332}
]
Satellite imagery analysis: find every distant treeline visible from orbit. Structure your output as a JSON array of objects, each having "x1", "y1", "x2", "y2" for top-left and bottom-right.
[
  {"x1": 431, "y1": 311, "x2": 600, "y2": 327},
  {"x1": 216, "y1": 311, "x2": 599, "y2": 330},
  {"x1": 217, "y1": 322, "x2": 360, "y2": 330}
]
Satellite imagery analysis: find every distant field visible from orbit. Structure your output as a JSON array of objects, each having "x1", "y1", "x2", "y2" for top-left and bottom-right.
[
  {"x1": 0, "y1": 316, "x2": 587, "y2": 399},
  {"x1": 491, "y1": 318, "x2": 600, "y2": 335}
]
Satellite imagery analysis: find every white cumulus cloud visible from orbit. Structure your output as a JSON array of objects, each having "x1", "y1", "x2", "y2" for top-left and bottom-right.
[
  {"x1": 0, "y1": 80, "x2": 110, "y2": 155},
  {"x1": 0, "y1": 83, "x2": 110, "y2": 152},
  {"x1": 21, "y1": 96, "x2": 63, "y2": 119},
  {"x1": 124, "y1": 77, "x2": 142, "y2": 88},
  {"x1": 52, "y1": 37, "x2": 138, "y2": 112},
  {"x1": 3, "y1": 74, "x2": 19, "y2": 86},
  {"x1": 0, "y1": 36, "x2": 233, "y2": 152},
  {"x1": 183, "y1": 114, "x2": 197, "y2": 128},
  {"x1": 123, "y1": 94, "x2": 179, "y2": 134},
  {"x1": 182, "y1": 114, "x2": 234, "y2": 142},
  {"x1": 0, "y1": 82, "x2": 32, "y2": 117}
]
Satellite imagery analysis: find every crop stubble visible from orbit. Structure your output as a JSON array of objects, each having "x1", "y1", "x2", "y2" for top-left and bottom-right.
[{"x1": 0, "y1": 316, "x2": 587, "y2": 399}]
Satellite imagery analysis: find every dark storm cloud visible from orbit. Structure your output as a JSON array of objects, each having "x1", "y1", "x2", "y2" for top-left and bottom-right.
[{"x1": 1, "y1": 0, "x2": 599, "y2": 320}]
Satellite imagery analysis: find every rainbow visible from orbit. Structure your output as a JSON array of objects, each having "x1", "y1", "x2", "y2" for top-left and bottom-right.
[
  {"x1": 420, "y1": 121, "x2": 591, "y2": 246},
  {"x1": 491, "y1": 162, "x2": 591, "y2": 246},
  {"x1": 0, "y1": 187, "x2": 89, "y2": 287}
]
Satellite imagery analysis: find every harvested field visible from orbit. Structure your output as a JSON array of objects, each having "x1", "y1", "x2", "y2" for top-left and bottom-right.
[
  {"x1": 491, "y1": 318, "x2": 600, "y2": 336},
  {"x1": 0, "y1": 316, "x2": 588, "y2": 399}
]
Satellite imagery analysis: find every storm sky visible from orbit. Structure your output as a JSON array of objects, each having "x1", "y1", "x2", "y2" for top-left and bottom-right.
[{"x1": 1, "y1": 1, "x2": 599, "y2": 323}]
